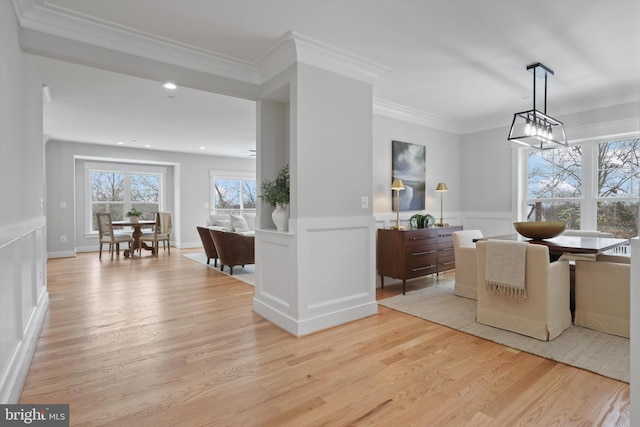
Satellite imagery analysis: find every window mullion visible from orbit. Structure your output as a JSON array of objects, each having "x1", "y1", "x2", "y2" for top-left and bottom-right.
[{"x1": 581, "y1": 142, "x2": 596, "y2": 230}]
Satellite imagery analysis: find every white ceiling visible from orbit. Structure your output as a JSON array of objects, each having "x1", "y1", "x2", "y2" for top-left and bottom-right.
[{"x1": 15, "y1": 0, "x2": 640, "y2": 157}]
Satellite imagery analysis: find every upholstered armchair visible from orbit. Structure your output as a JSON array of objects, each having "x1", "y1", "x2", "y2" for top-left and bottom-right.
[
  {"x1": 197, "y1": 226, "x2": 219, "y2": 266},
  {"x1": 452, "y1": 229, "x2": 483, "y2": 300},
  {"x1": 209, "y1": 229, "x2": 255, "y2": 275},
  {"x1": 574, "y1": 256, "x2": 630, "y2": 338},
  {"x1": 476, "y1": 241, "x2": 572, "y2": 341}
]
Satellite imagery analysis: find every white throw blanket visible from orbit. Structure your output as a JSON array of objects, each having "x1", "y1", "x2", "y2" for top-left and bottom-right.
[{"x1": 485, "y1": 240, "x2": 528, "y2": 300}]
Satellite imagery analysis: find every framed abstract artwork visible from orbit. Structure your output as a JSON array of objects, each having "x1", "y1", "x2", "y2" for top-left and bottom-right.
[{"x1": 391, "y1": 140, "x2": 426, "y2": 211}]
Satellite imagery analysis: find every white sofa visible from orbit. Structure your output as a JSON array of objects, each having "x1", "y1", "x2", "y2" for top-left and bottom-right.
[{"x1": 206, "y1": 213, "x2": 256, "y2": 236}]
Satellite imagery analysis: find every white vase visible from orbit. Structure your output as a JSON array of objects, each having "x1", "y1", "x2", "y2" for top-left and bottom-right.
[
  {"x1": 271, "y1": 204, "x2": 289, "y2": 232},
  {"x1": 130, "y1": 216, "x2": 139, "y2": 223}
]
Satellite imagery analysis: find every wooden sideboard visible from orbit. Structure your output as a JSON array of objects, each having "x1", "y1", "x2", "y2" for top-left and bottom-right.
[{"x1": 377, "y1": 226, "x2": 462, "y2": 294}]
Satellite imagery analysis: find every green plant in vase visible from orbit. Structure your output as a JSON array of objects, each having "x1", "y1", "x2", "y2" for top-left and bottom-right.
[
  {"x1": 408, "y1": 213, "x2": 435, "y2": 229},
  {"x1": 126, "y1": 209, "x2": 143, "y2": 223},
  {"x1": 260, "y1": 164, "x2": 290, "y2": 231}
]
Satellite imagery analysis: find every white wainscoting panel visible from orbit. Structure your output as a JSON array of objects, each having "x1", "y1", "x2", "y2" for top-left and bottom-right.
[
  {"x1": 0, "y1": 219, "x2": 49, "y2": 403},
  {"x1": 460, "y1": 211, "x2": 514, "y2": 236},
  {"x1": 630, "y1": 237, "x2": 639, "y2": 421},
  {"x1": 254, "y1": 216, "x2": 378, "y2": 336}
]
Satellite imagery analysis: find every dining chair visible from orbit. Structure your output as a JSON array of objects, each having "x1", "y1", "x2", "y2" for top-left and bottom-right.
[
  {"x1": 140, "y1": 211, "x2": 172, "y2": 255},
  {"x1": 452, "y1": 229, "x2": 483, "y2": 300},
  {"x1": 96, "y1": 212, "x2": 133, "y2": 260},
  {"x1": 476, "y1": 240, "x2": 572, "y2": 341}
]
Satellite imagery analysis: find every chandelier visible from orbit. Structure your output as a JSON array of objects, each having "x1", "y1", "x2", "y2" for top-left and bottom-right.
[{"x1": 508, "y1": 63, "x2": 567, "y2": 150}]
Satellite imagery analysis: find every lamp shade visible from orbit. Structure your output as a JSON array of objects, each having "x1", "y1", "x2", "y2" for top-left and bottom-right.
[
  {"x1": 435, "y1": 182, "x2": 448, "y2": 192},
  {"x1": 391, "y1": 178, "x2": 405, "y2": 190}
]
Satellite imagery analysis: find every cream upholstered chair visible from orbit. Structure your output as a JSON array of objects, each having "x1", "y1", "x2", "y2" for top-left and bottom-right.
[
  {"x1": 476, "y1": 241, "x2": 572, "y2": 341},
  {"x1": 96, "y1": 212, "x2": 133, "y2": 260},
  {"x1": 574, "y1": 256, "x2": 630, "y2": 338},
  {"x1": 452, "y1": 229, "x2": 483, "y2": 300},
  {"x1": 140, "y1": 212, "x2": 172, "y2": 255}
]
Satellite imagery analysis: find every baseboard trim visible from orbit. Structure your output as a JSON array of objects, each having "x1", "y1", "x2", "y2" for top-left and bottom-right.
[
  {"x1": 253, "y1": 298, "x2": 378, "y2": 337},
  {"x1": 0, "y1": 288, "x2": 49, "y2": 403}
]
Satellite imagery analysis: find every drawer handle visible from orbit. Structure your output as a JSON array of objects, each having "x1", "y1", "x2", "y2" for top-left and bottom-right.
[
  {"x1": 440, "y1": 248, "x2": 454, "y2": 252},
  {"x1": 439, "y1": 234, "x2": 452, "y2": 238},
  {"x1": 412, "y1": 265, "x2": 436, "y2": 271},
  {"x1": 443, "y1": 261, "x2": 456, "y2": 266},
  {"x1": 411, "y1": 250, "x2": 436, "y2": 256},
  {"x1": 410, "y1": 236, "x2": 435, "y2": 241}
]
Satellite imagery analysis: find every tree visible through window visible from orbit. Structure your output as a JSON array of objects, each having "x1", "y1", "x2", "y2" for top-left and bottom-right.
[
  {"x1": 212, "y1": 178, "x2": 256, "y2": 215},
  {"x1": 527, "y1": 145, "x2": 582, "y2": 229},
  {"x1": 525, "y1": 137, "x2": 639, "y2": 238},
  {"x1": 90, "y1": 171, "x2": 160, "y2": 231},
  {"x1": 597, "y1": 139, "x2": 640, "y2": 238}
]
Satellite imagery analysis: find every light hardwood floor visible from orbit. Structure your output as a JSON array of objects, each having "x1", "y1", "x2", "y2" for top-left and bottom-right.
[{"x1": 20, "y1": 248, "x2": 629, "y2": 426}]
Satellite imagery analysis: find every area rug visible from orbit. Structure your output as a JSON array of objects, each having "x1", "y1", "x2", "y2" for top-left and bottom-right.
[
  {"x1": 183, "y1": 252, "x2": 255, "y2": 286},
  {"x1": 379, "y1": 281, "x2": 629, "y2": 383}
]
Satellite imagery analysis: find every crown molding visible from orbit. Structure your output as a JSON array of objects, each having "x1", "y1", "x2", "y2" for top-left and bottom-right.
[
  {"x1": 256, "y1": 31, "x2": 391, "y2": 85},
  {"x1": 373, "y1": 98, "x2": 461, "y2": 134},
  {"x1": 12, "y1": 0, "x2": 260, "y2": 84}
]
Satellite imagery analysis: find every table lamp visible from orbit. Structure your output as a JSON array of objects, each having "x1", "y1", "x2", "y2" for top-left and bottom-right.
[
  {"x1": 391, "y1": 178, "x2": 405, "y2": 230},
  {"x1": 435, "y1": 182, "x2": 448, "y2": 227}
]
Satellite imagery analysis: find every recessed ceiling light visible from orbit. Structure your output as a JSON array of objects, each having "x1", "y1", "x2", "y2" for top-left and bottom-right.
[
  {"x1": 144, "y1": 144, "x2": 151, "y2": 148},
  {"x1": 199, "y1": 146, "x2": 205, "y2": 150},
  {"x1": 117, "y1": 141, "x2": 124, "y2": 145},
  {"x1": 163, "y1": 82, "x2": 177, "y2": 90}
]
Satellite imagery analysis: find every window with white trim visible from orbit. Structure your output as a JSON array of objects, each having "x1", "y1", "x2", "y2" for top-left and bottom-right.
[
  {"x1": 210, "y1": 170, "x2": 256, "y2": 215},
  {"x1": 522, "y1": 137, "x2": 639, "y2": 239},
  {"x1": 85, "y1": 162, "x2": 165, "y2": 232}
]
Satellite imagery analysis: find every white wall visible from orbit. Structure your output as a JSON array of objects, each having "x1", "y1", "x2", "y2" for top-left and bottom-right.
[
  {"x1": 372, "y1": 114, "x2": 462, "y2": 228},
  {"x1": 0, "y1": 3, "x2": 49, "y2": 403},
  {"x1": 45, "y1": 140, "x2": 255, "y2": 257}
]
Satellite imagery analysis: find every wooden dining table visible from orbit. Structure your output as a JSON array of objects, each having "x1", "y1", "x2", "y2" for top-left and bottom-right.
[
  {"x1": 475, "y1": 233, "x2": 629, "y2": 259},
  {"x1": 112, "y1": 219, "x2": 156, "y2": 257}
]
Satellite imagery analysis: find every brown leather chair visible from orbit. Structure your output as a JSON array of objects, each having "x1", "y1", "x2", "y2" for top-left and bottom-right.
[
  {"x1": 196, "y1": 226, "x2": 219, "y2": 267},
  {"x1": 209, "y1": 229, "x2": 255, "y2": 275}
]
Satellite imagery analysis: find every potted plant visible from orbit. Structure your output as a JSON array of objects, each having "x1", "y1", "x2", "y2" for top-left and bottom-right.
[
  {"x1": 260, "y1": 164, "x2": 290, "y2": 231},
  {"x1": 408, "y1": 213, "x2": 435, "y2": 229},
  {"x1": 126, "y1": 209, "x2": 143, "y2": 223}
]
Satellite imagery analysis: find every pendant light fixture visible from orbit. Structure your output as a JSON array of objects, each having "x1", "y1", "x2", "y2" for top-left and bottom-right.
[{"x1": 508, "y1": 63, "x2": 567, "y2": 150}]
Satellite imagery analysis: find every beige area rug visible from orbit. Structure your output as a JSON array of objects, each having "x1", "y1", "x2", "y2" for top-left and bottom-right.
[
  {"x1": 183, "y1": 252, "x2": 255, "y2": 286},
  {"x1": 379, "y1": 281, "x2": 629, "y2": 383}
]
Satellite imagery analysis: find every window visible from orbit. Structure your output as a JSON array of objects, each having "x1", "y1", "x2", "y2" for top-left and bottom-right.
[
  {"x1": 210, "y1": 171, "x2": 256, "y2": 215},
  {"x1": 86, "y1": 162, "x2": 165, "y2": 232},
  {"x1": 522, "y1": 137, "x2": 639, "y2": 239},
  {"x1": 596, "y1": 139, "x2": 640, "y2": 238}
]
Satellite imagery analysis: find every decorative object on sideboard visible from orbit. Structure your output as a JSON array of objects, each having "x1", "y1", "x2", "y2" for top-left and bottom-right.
[
  {"x1": 513, "y1": 221, "x2": 566, "y2": 240},
  {"x1": 508, "y1": 62, "x2": 568, "y2": 150},
  {"x1": 435, "y1": 182, "x2": 448, "y2": 227},
  {"x1": 125, "y1": 209, "x2": 143, "y2": 223},
  {"x1": 408, "y1": 213, "x2": 435, "y2": 229},
  {"x1": 390, "y1": 178, "x2": 406, "y2": 230},
  {"x1": 260, "y1": 164, "x2": 290, "y2": 232}
]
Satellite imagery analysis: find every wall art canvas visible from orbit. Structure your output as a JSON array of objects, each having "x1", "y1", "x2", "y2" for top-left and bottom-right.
[{"x1": 392, "y1": 140, "x2": 426, "y2": 211}]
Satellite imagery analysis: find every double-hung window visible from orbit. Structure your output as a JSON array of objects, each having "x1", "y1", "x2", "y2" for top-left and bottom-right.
[
  {"x1": 522, "y1": 137, "x2": 639, "y2": 239},
  {"x1": 86, "y1": 162, "x2": 165, "y2": 232},
  {"x1": 210, "y1": 170, "x2": 256, "y2": 215}
]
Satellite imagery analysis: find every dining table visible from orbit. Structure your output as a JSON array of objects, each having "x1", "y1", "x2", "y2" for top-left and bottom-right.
[
  {"x1": 475, "y1": 233, "x2": 629, "y2": 259},
  {"x1": 111, "y1": 219, "x2": 156, "y2": 257}
]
